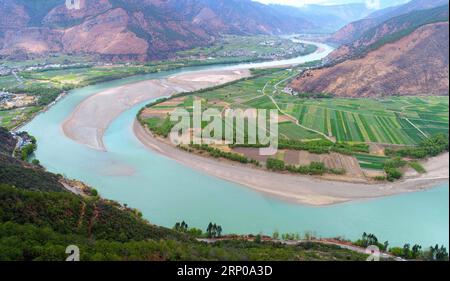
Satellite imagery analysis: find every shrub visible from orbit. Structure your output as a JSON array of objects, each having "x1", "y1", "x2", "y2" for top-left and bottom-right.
[
  {"x1": 385, "y1": 168, "x2": 403, "y2": 182},
  {"x1": 409, "y1": 162, "x2": 426, "y2": 174},
  {"x1": 266, "y1": 158, "x2": 285, "y2": 171},
  {"x1": 385, "y1": 134, "x2": 449, "y2": 159}
]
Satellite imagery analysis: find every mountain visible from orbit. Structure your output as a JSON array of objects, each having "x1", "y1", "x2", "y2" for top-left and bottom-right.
[
  {"x1": 327, "y1": 4, "x2": 449, "y2": 63},
  {"x1": 290, "y1": 19, "x2": 449, "y2": 97},
  {"x1": 269, "y1": 3, "x2": 375, "y2": 33},
  {"x1": 0, "y1": 0, "x2": 314, "y2": 60},
  {"x1": 328, "y1": 0, "x2": 449, "y2": 45}
]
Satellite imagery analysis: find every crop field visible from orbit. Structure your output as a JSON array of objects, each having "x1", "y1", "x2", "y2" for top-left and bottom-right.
[
  {"x1": 354, "y1": 154, "x2": 389, "y2": 170},
  {"x1": 141, "y1": 67, "x2": 449, "y2": 174},
  {"x1": 0, "y1": 106, "x2": 42, "y2": 130},
  {"x1": 176, "y1": 35, "x2": 317, "y2": 63},
  {"x1": 144, "y1": 68, "x2": 449, "y2": 147},
  {"x1": 275, "y1": 96, "x2": 449, "y2": 145}
]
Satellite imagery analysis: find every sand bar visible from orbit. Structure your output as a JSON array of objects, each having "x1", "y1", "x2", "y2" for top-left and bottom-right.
[{"x1": 62, "y1": 69, "x2": 250, "y2": 150}]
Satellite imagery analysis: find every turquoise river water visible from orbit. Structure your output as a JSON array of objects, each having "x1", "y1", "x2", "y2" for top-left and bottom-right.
[{"x1": 23, "y1": 42, "x2": 449, "y2": 248}]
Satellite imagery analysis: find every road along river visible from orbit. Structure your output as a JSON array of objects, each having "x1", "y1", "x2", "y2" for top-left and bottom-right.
[{"x1": 23, "y1": 41, "x2": 449, "y2": 248}]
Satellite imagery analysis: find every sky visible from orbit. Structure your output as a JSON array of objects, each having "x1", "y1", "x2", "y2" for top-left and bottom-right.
[{"x1": 253, "y1": 0, "x2": 409, "y2": 9}]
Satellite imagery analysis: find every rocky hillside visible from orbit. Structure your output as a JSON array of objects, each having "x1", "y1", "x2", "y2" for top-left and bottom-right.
[
  {"x1": 327, "y1": 0, "x2": 449, "y2": 46},
  {"x1": 0, "y1": 127, "x2": 16, "y2": 156},
  {"x1": 0, "y1": 0, "x2": 314, "y2": 60},
  {"x1": 327, "y1": 4, "x2": 449, "y2": 63},
  {"x1": 290, "y1": 21, "x2": 449, "y2": 97},
  {"x1": 269, "y1": 3, "x2": 374, "y2": 33}
]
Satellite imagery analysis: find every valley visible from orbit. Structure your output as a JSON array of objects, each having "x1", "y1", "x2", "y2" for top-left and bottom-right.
[{"x1": 0, "y1": 35, "x2": 317, "y2": 130}]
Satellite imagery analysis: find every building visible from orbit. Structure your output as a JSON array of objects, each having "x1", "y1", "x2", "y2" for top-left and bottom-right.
[{"x1": 0, "y1": 91, "x2": 13, "y2": 104}]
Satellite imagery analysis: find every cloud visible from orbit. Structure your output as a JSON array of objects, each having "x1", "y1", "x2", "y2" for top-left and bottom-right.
[{"x1": 365, "y1": 0, "x2": 381, "y2": 9}]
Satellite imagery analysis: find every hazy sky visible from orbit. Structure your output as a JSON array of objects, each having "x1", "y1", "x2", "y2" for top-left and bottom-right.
[{"x1": 253, "y1": 0, "x2": 408, "y2": 9}]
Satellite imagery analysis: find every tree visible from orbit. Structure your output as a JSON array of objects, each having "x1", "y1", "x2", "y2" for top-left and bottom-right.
[
  {"x1": 430, "y1": 244, "x2": 449, "y2": 261},
  {"x1": 174, "y1": 221, "x2": 189, "y2": 233},
  {"x1": 205, "y1": 223, "x2": 222, "y2": 238},
  {"x1": 411, "y1": 244, "x2": 422, "y2": 259},
  {"x1": 206, "y1": 223, "x2": 213, "y2": 238},
  {"x1": 403, "y1": 244, "x2": 411, "y2": 259},
  {"x1": 216, "y1": 225, "x2": 222, "y2": 238},
  {"x1": 272, "y1": 231, "x2": 280, "y2": 240}
]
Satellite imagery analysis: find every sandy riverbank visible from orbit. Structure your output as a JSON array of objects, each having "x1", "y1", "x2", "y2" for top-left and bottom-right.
[
  {"x1": 62, "y1": 69, "x2": 250, "y2": 150},
  {"x1": 134, "y1": 120, "x2": 449, "y2": 206}
]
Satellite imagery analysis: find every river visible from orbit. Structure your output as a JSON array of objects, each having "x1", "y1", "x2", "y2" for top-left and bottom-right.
[{"x1": 22, "y1": 41, "x2": 449, "y2": 248}]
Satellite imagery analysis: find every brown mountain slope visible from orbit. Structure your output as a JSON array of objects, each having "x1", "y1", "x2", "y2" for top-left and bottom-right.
[
  {"x1": 0, "y1": 0, "x2": 314, "y2": 60},
  {"x1": 62, "y1": 8, "x2": 149, "y2": 61},
  {"x1": 290, "y1": 22, "x2": 449, "y2": 97},
  {"x1": 326, "y1": 4, "x2": 449, "y2": 64}
]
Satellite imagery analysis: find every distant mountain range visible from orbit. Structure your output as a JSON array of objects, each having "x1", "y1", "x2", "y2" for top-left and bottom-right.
[
  {"x1": 269, "y1": 3, "x2": 375, "y2": 33},
  {"x1": 327, "y1": 0, "x2": 449, "y2": 45},
  {"x1": 0, "y1": 0, "x2": 309, "y2": 60},
  {"x1": 0, "y1": 0, "x2": 390, "y2": 61},
  {"x1": 291, "y1": 2, "x2": 449, "y2": 97}
]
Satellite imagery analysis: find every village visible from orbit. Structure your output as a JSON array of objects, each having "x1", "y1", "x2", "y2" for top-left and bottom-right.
[{"x1": 0, "y1": 91, "x2": 37, "y2": 110}]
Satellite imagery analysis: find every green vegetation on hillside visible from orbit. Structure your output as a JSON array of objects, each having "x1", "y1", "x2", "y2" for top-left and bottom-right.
[
  {"x1": 353, "y1": 233, "x2": 448, "y2": 261},
  {"x1": 0, "y1": 184, "x2": 184, "y2": 242},
  {"x1": 357, "y1": 5, "x2": 449, "y2": 56},
  {"x1": 0, "y1": 127, "x2": 373, "y2": 261},
  {"x1": 0, "y1": 221, "x2": 370, "y2": 261}
]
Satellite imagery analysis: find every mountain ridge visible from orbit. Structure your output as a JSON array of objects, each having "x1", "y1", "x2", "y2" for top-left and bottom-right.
[
  {"x1": 0, "y1": 0, "x2": 316, "y2": 60},
  {"x1": 327, "y1": 0, "x2": 449, "y2": 46},
  {"x1": 291, "y1": 21, "x2": 449, "y2": 97},
  {"x1": 327, "y1": 4, "x2": 449, "y2": 64}
]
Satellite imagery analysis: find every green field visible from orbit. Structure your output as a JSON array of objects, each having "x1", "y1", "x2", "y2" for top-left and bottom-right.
[
  {"x1": 0, "y1": 107, "x2": 42, "y2": 130},
  {"x1": 141, "y1": 67, "x2": 449, "y2": 174},
  {"x1": 275, "y1": 94, "x2": 448, "y2": 146},
  {"x1": 354, "y1": 154, "x2": 389, "y2": 170},
  {"x1": 176, "y1": 35, "x2": 317, "y2": 63},
  {"x1": 143, "y1": 68, "x2": 449, "y2": 146}
]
